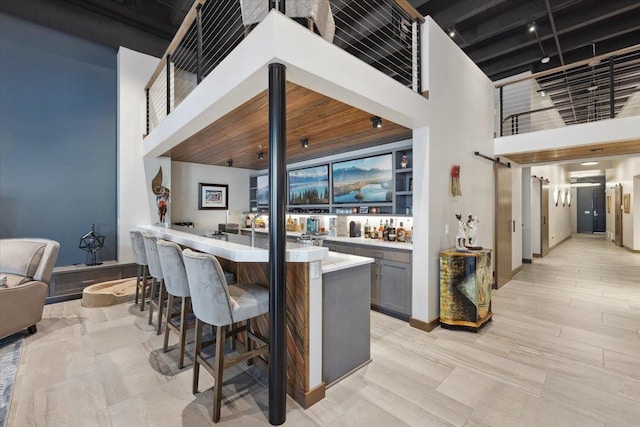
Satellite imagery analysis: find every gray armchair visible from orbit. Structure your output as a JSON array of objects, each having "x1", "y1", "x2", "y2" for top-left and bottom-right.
[{"x1": 0, "y1": 238, "x2": 60, "y2": 339}]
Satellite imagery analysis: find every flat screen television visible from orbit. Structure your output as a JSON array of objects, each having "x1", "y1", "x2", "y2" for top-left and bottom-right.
[
  {"x1": 332, "y1": 153, "x2": 393, "y2": 204},
  {"x1": 288, "y1": 165, "x2": 329, "y2": 205},
  {"x1": 257, "y1": 175, "x2": 268, "y2": 205}
]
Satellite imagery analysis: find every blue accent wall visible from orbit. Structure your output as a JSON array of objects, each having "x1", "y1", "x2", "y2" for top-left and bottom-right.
[{"x1": 0, "y1": 14, "x2": 117, "y2": 266}]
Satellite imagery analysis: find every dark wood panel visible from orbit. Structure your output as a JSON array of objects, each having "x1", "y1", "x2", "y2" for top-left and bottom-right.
[
  {"x1": 504, "y1": 140, "x2": 640, "y2": 165},
  {"x1": 164, "y1": 82, "x2": 411, "y2": 169}
]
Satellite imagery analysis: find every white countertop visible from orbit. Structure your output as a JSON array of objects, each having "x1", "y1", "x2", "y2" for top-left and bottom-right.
[
  {"x1": 241, "y1": 228, "x2": 413, "y2": 251},
  {"x1": 321, "y1": 252, "x2": 374, "y2": 274},
  {"x1": 139, "y1": 225, "x2": 328, "y2": 263}
]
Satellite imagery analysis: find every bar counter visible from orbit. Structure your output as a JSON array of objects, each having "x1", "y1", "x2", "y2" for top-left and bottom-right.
[{"x1": 138, "y1": 224, "x2": 373, "y2": 408}]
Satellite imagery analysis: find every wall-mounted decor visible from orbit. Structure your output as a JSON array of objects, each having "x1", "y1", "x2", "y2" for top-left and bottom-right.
[
  {"x1": 450, "y1": 165, "x2": 461, "y2": 197},
  {"x1": 256, "y1": 175, "x2": 269, "y2": 206},
  {"x1": 332, "y1": 153, "x2": 392, "y2": 204},
  {"x1": 607, "y1": 195, "x2": 611, "y2": 213},
  {"x1": 198, "y1": 183, "x2": 229, "y2": 210},
  {"x1": 623, "y1": 193, "x2": 631, "y2": 213},
  {"x1": 288, "y1": 165, "x2": 329, "y2": 205},
  {"x1": 151, "y1": 167, "x2": 171, "y2": 224}
]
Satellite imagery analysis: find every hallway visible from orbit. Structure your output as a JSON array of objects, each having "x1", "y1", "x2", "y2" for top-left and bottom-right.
[{"x1": 7, "y1": 235, "x2": 640, "y2": 426}]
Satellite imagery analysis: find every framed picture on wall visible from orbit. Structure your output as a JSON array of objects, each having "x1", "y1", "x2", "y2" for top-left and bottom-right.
[
  {"x1": 623, "y1": 193, "x2": 631, "y2": 213},
  {"x1": 198, "y1": 183, "x2": 228, "y2": 210},
  {"x1": 607, "y1": 195, "x2": 611, "y2": 213}
]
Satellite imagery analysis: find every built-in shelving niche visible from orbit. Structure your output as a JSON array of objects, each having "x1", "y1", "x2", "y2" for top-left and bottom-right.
[{"x1": 250, "y1": 147, "x2": 413, "y2": 216}]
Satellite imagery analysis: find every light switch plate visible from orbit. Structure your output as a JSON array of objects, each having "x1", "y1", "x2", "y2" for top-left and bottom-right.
[{"x1": 311, "y1": 261, "x2": 320, "y2": 279}]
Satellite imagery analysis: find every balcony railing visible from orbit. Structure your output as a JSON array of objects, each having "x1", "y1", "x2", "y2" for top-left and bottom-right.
[
  {"x1": 497, "y1": 44, "x2": 640, "y2": 137},
  {"x1": 145, "y1": 0, "x2": 423, "y2": 135}
]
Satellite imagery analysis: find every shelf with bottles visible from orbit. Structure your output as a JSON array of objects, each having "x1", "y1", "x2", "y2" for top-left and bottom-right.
[
  {"x1": 331, "y1": 204, "x2": 394, "y2": 215},
  {"x1": 362, "y1": 217, "x2": 413, "y2": 243}
]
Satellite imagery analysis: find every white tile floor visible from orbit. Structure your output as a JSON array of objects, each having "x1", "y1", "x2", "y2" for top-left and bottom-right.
[{"x1": 7, "y1": 234, "x2": 640, "y2": 426}]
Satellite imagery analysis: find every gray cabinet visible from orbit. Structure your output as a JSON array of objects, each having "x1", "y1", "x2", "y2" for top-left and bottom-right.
[
  {"x1": 48, "y1": 261, "x2": 137, "y2": 304},
  {"x1": 350, "y1": 245, "x2": 413, "y2": 320}
]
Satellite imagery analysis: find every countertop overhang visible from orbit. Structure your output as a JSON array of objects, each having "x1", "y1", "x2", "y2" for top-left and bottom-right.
[{"x1": 139, "y1": 225, "x2": 328, "y2": 263}]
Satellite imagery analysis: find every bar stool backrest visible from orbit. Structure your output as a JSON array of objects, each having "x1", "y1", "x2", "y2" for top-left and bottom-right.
[
  {"x1": 183, "y1": 249, "x2": 233, "y2": 327},
  {"x1": 129, "y1": 230, "x2": 148, "y2": 266},
  {"x1": 142, "y1": 234, "x2": 163, "y2": 280},
  {"x1": 157, "y1": 239, "x2": 190, "y2": 298}
]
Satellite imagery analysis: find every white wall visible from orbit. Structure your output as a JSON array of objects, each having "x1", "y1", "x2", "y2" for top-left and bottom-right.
[
  {"x1": 512, "y1": 166, "x2": 523, "y2": 271},
  {"x1": 117, "y1": 47, "x2": 160, "y2": 263},
  {"x1": 606, "y1": 157, "x2": 640, "y2": 250},
  {"x1": 531, "y1": 163, "x2": 572, "y2": 248},
  {"x1": 412, "y1": 18, "x2": 495, "y2": 324},
  {"x1": 171, "y1": 161, "x2": 251, "y2": 229}
]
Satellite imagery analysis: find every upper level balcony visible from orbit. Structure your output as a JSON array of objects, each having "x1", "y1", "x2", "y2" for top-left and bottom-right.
[{"x1": 142, "y1": 0, "x2": 428, "y2": 170}]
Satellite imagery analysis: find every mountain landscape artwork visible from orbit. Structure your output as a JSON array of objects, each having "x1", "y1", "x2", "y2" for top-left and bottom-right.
[
  {"x1": 289, "y1": 165, "x2": 329, "y2": 205},
  {"x1": 257, "y1": 175, "x2": 268, "y2": 205},
  {"x1": 332, "y1": 154, "x2": 393, "y2": 204}
]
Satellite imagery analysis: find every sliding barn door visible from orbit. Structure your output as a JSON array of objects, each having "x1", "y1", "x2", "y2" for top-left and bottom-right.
[{"x1": 495, "y1": 164, "x2": 512, "y2": 288}]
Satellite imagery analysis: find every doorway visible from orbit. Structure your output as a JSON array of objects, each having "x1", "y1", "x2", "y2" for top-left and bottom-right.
[
  {"x1": 495, "y1": 164, "x2": 512, "y2": 288},
  {"x1": 576, "y1": 177, "x2": 606, "y2": 234},
  {"x1": 614, "y1": 184, "x2": 623, "y2": 246}
]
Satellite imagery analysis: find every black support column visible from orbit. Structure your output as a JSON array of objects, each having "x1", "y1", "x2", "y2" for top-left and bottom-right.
[{"x1": 268, "y1": 62, "x2": 287, "y2": 426}]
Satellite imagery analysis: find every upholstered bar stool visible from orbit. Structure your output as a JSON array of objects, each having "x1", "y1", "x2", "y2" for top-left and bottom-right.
[
  {"x1": 129, "y1": 230, "x2": 150, "y2": 311},
  {"x1": 142, "y1": 233, "x2": 166, "y2": 335},
  {"x1": 156, "y1": 239, "x2": 194, "y2": 369},
  {"x1": 182, "y1": 249, "x2": 269, "y2": 423}
]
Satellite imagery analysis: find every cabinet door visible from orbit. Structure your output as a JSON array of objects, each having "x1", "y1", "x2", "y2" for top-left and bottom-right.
[
  {"x1": 370, "y1": 261, "x2": 380, "y2": 306},
  {"x1": 379, "y1": 260, "x2": 411, "y2": 315}
]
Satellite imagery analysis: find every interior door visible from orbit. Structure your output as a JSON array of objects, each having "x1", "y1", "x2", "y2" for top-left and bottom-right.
[
  {"x1": 614, "y1": 185, "x2": 623, "y2": 246},
  {"x1": 577, "y1": 187, "x2": 594, "y2": 233},
  {"x1": 541, "y1": 182, "x2": 549, "y2": 257},
  {"x1": 495, "y1": 164, "x2": 512, "y2": 288},
  {"x1": 593, "y1": 187, "x2": 606, "y2": 232}
]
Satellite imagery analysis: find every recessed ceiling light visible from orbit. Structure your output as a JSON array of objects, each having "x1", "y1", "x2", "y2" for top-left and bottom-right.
[
  {"x1": 541, "y1": 56, "x2": 550, "y2": 64},
  {"x1": 540, "y1": 90, "x2": 546, "y2": 97},
  {"x1": 581, "y1": 161, "x2": 599, "y2": 166},
  {"x1": 448, "y1": 29, "x2": 455, "y2": 37},
  {"x1": 528, "y1": 22, "x2": 536, "y2": 33}
]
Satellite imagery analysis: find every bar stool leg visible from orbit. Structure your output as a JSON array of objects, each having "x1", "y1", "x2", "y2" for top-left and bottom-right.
[
  {"x1": 156, "y1": 280, "x2": 165, "y2": 335},
  {"x1": 193, "y1": 318, "x2": 203, "y2": 394},
  {"x1": 213, "y1": 324, "x2": 226, "y2": 422},
  {"x1": 163, "y1": 293, "x2": 174, "y2": 353},
  {"x1": 148, "y1": 278, "x2": 157, "y2": 325},
  {"x1": 140, "y1": 266, "x2": 148, "y2": 312},
  {"x1": 246, "y1": 319, "x2": 253, "y2": 366},
  {"x1": 178, "y1": 297, "x2": 189, "y2": 369},
  {"x1": 135, "y1": 265, "x2": 141, "y2": 305}
]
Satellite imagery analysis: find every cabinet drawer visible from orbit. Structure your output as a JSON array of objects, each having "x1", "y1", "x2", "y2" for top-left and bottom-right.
[
  {"x1": 384, "y1": 250, "x2": 411, "y2": 263},
  {"x1": 354, "y1": 247, "x2": 374, "y2": 258},
  {"x1": 52, "y1": 268, "x2": 122, "y2": 296}
]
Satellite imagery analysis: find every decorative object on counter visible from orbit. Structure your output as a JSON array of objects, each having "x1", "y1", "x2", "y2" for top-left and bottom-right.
[
  {"x1": 450, "y1": 165, "x2": 462, "y2": 197},
  {"x1": 349, "y1": 220, "x2": 361, "y2": 237},
  {"x1": 198, "y1": 183, "x2": 228, "y2": 210},
  {"x1": 465, "y1": 214, "x2": 482, "y2": 250},
  {"x1": 152, "y1": 167, "x2": 171, "y2": 225},
  {"x1": 79, "y1": 224, "x2": 105, "y2": 266},
  {"x1": 400, "y1": 153, "x2": 409, "y2": 169},
  {"x1": 439, "y1": 249, "x2": 492, "y2": 332},
  {"x1": 623, "y1": 193, "x2": 631, "y2": 213},
  {"x1": 455, "y1": 214, "x2": 468, "y2": 251}
]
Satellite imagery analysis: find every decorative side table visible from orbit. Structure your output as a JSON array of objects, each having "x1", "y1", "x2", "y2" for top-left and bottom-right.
[{"x1": 439, "y1": 249, "x2": 492, "y2": 332}]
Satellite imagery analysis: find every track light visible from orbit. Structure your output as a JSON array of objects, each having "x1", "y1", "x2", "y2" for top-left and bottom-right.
[
  {"x1": 257, "y1": 151, "x2": 264, "y2": 160},
  {"x1": 300, "y1": 138, "x2": 309, "y2": 148},
  {"x1": 370, "y1": 116, "x2": 382, "y2": 128},
  {"x1": 448, "y1": 27, "x2": 455, "y2": 37},
  {"x1": 227, "y1": 160, "x2": 233, "y2": 167},
  {"x1": 528, "y1": 22, "x2": 536, "y2": 33}
]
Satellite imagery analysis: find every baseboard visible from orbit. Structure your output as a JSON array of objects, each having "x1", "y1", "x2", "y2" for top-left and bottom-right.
[
  {"x1": 512, "y1": 265, "x2": 524, "y2": 275},
  {"x1": 287, "y1": 382, "x2": 326, "y2": 409},
  {"x1": 522, "y1": 258, "x2": 532, "y2": 264},
  {"x1": 532, "y1": 253, "x2": 541, "y2": 258},
  {"x1": 326, "y1": 359, "x2": 372, "y2": 388},
  {"x1": 623, "y1": 245, "x2": 640, "y2": 253},
  {"x1": 409, "y1": 317, "x2": 440, "y2": 332}
]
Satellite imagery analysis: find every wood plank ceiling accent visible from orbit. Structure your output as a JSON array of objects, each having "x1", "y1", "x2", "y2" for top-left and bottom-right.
[
  {"x1": 504, "y1": 140, "x2": 640, "y2": 165},
  {"x1": 163, "y1": 82, "x2": 412, "y2": 170}
]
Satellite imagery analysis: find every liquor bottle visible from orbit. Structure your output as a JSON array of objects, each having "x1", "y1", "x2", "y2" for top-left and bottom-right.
[
  {"x1": 383, "y1": 220, "x2": 389, "y2": 241},
  {"x1": 378, "y1": 220, "x2": 384, "y2": 240},
  {"x1": 364, "y1": 219, "x2": 370, "y2": 239},
  {"x1": 397, "y1": 222, "x2": 405, "y2": 242},
  {"x1": 388, "y1": 218, "x2": 396, "y2": 241},
  {"x1": 405, "y1": 219, "x2": 412, "y2": 243}
]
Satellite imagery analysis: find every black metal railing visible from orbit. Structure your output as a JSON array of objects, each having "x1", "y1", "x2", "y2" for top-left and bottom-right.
[
  {"x1": 497, "y1": 44, "x2": 640, "y2": 136},
  {"x1": 145, "y1": 0, "x2": 423, "y2": 135}
]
